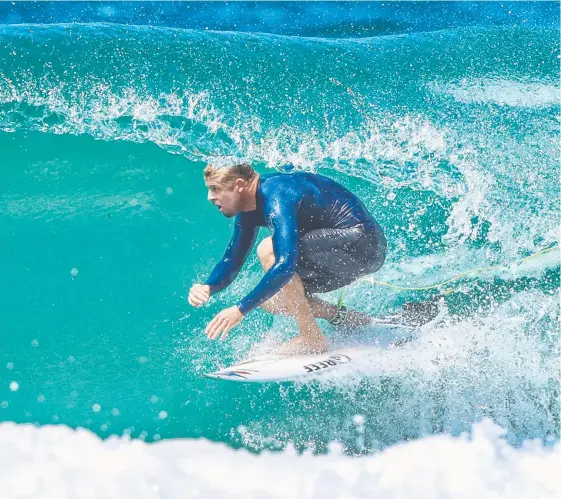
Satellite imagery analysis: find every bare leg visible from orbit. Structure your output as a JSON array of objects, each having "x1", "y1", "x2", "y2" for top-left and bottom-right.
[
  {"x1": 259, "y1": 241, "x2": 373, "y2": 329},
  {"x1": 257, "y1": 237, "x2": 328, "y2": 355}
]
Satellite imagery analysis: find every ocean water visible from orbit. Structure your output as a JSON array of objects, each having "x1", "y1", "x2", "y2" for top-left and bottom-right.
[{"x1": 1, "y1": 2, "x2": 560, "y2": 497}]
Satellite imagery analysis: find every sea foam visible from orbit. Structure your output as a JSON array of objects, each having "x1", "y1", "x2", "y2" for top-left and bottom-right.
[{"x1": 1, "y1": 419, "x2": 559, "y2": 499}]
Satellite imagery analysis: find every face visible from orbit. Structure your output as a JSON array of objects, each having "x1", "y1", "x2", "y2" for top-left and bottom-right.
[{"x1": 205, "y1": 178, "x2": 245, "y2": 218}]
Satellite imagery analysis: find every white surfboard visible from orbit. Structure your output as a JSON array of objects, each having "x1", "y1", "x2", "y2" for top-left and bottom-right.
[
  {"x1": 205, "y1": 348, "x2": 362, "y2": 382},
  {"x1": 205, "y1": 302, "x2": 446, "y2": 383}
]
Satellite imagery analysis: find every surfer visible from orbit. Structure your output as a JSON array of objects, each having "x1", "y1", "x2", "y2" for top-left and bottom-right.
[{"x1": 188, "y1": 163, "x2": 386, "y2": 355}]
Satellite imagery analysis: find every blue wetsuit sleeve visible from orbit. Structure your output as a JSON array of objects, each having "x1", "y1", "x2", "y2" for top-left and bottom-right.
[
  {"x1": 204, "y1": 215, "x2": 258, "y2": 295},
  {"x1": 236, "y1": 191, "x2": 300, "y2": 315}
]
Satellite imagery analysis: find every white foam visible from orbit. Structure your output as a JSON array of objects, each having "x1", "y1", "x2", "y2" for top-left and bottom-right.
[
  {"x1": 432, "y1": 78, "x2": 560, "y2": 108},
  {"x1": 0, "y1": 419, "x2": 558, "y2": 499}
]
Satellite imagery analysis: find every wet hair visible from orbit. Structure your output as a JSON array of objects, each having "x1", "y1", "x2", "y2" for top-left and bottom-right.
[{"x1": 203, "y1": 163, "x2": 257, "y2": 185}]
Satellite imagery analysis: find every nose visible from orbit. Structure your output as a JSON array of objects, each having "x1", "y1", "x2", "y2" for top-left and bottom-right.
[{"x1": 207, "y1": 190, "x2": 215, "y2": 202}]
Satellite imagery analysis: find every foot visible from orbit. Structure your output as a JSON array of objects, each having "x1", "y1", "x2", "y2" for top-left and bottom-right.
[
  {"x1": 276, "y1": 335, "x2": 329, "y2": 356},
  {"x1": 345, "y1": 309, "x2": 374, "y2": 328},
  {"x1": 374, "y1": 298, "x2": 442, "y2": 328},
  {"x1": 330, "y1": 306, "x2": 374, "y2": 329}
]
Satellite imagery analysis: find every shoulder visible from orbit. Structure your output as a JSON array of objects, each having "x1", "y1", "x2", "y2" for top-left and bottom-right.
[
  {"x1": 261, "y1": 173, "x2": 304, "y2": 199},
  {"x1": 260, "y1": 173, "x2": 290, "y2": 190}
]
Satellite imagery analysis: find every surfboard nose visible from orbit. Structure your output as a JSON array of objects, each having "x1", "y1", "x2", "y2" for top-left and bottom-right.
[{"x1": 205, "y1": 369, "x2": 251, "y2": 381}]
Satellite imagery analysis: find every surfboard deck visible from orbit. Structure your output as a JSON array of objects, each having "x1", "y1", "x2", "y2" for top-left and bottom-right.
[{"x1": 205, "y1": 298, "x2": 445, "y2": 383}]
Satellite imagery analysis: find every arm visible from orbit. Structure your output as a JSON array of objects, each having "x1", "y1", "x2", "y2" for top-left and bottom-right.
[
  {"x1": 205, "y1": 214, "x2": 258, "y2": 295},
  {"x1": 236, "y1": 192, "x2": 300, "y2": 315}
]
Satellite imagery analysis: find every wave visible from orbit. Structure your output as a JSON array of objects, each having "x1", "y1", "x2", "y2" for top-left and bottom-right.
[{"x1": 1, "y1": 19, "x2": 559, "y2": 454}]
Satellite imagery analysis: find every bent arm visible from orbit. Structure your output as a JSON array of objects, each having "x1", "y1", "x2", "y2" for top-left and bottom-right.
[
  {"x1": 236, "y1": 195, "x2": 300, "y2": 315},
  {"x1": 205, "y1": 215, "x2": 258, "y2": 295}
]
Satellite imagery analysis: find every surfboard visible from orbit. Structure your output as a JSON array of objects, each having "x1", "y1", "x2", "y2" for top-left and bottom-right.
[{"x1": 205, "y1": 298, "x2": 445, "y2": 383}]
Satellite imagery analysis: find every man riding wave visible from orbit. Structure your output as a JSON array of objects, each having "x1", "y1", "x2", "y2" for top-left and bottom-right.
[{"x1": 188, "y1": 163, "x2": 386, "y2": 355}]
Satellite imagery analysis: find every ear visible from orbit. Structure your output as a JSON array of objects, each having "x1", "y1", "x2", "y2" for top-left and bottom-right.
[{"x1": 234, "y1": 178, "x2": 246, "y2": 192}]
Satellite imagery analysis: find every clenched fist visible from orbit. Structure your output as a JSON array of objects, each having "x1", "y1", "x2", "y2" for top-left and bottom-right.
[{"x1": 188, "y1": 283, "x2": 211, "y2": 307}]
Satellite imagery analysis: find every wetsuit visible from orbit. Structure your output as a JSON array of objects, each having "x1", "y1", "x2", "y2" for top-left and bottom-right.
[{"x1": 205, "y1": 172, "x2": 386, "y2": 315}]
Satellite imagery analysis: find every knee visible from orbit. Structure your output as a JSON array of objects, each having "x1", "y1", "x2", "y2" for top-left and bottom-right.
[{"x1": 257, "y1": 237, "x2": 275, "y2": 268}]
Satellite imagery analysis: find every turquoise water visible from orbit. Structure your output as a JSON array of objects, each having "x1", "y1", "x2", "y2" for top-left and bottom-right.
[{"x1": 1, "y1": 5, "x2": 559, "y2": 458}]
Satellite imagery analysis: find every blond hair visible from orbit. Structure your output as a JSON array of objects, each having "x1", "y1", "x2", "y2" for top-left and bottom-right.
[{"x1": 203, "y1": 163, "x2": 257, "y2": 185}]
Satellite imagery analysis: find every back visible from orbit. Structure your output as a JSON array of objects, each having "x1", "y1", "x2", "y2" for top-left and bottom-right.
[{"x1": 258, "y1": 172, "x2": 379, "y2": 233}]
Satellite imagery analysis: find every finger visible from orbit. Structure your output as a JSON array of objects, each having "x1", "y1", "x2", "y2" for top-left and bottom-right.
[
  {"x1": 210, "y1": 319, "x2": 227, "y2": 340},
  {"x1": 211, "y1": 318, "x2": 229, "y2": 340},
  {"x1": 220, "y1": 323, "x2": 232, "y2": 340},
  {"x1": 207, "y1": 324, "x2": 220, "y2": 340},
  {"x1": 206, "y1": 316, "x2": 224, "y2": 338},
  {"x1": 205, "y1": 316, "x2": 218, "y2": 335},
  {"x1": 195, "y1": 284, "x2": 209, "y2": 296},
  {"x1": 190, "y1": 296, "x2": 203, "y2": 307},
  {"x1": 189, "y1": 285, "x2": 208, "y2": 300},
  {"x1": 189, "y1": 295, "x2": 203, "y2": 307},
  {"x1": 192, "y1": 290, "x2": 208, "y2": 302}
]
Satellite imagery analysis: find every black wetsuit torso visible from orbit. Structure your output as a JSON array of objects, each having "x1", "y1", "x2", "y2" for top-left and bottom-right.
[{"x1": 205, "y1": 172, "x2": 384, "y2": 315}]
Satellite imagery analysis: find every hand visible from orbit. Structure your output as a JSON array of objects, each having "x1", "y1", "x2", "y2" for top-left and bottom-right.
[
  {"x1": 206, "y1": 306, "x2": 244, "y2": 340},
  {"x1": 188, "y1": 284, "x2": 211, "y2": 307}
]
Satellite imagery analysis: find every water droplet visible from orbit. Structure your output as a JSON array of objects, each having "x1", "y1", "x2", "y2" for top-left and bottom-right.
[
  {"x1": 92, "y1": 403, "x2": 101, "y2": 413},
  {"x1": 9, "y1": 381, "x2": 19, "y2": 392},
  {"x1": 158, "y1": 411, "x2": 168, "y2": 420},
  {"x1": 352, "y1": 414, "x2": 365, "y2": 426},
  {"x1": 70, "y1": 268, "x2": 79, "y2": 277}
]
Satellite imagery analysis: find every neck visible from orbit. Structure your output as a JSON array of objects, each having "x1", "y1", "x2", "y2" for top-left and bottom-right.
[{"x1": 242, "y1": 174, "x2": 260, "y2": 211}]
